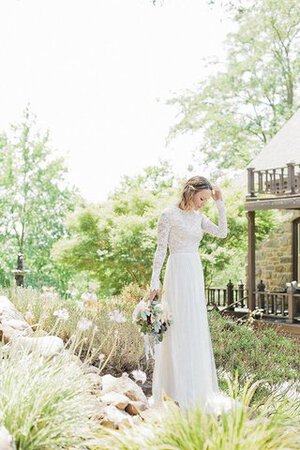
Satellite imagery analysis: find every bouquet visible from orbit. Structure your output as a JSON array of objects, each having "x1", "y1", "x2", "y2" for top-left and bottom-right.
[{"x1": 132, "y1": 294, "x2": 173, "y2": 351}]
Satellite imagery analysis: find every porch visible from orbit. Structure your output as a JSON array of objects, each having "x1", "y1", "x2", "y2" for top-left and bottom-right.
[
  {"x1": 205, "y1": 279, "x2": 300, "y2": 339},
  {"x1": 245, "y1": 161, "x2": 300, "y2": 317}
]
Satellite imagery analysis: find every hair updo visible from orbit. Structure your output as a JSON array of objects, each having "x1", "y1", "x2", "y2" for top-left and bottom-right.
[{"x1": 177, "y1": 176, "x2": 213, "y2": 211}]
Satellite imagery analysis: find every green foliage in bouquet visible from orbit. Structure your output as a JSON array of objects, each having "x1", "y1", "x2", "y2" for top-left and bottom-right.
[{"x1": 132, "y1": 295, "x2": 173, "y2": 343}]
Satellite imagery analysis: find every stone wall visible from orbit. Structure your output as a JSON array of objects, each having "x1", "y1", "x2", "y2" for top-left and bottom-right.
[{"x1": 246, "y1": 210, "x2": 300, "y2": 291}]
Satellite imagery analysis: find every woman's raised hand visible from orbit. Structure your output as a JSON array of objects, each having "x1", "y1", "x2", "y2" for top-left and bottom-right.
[{"x1": 211, "y1": 185, "x2": 223, "y2": 201}]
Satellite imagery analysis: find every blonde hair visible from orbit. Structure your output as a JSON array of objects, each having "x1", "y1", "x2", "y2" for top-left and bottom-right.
[{"x1": 177, "y1": 176, "x2": 213, "y2": 211}]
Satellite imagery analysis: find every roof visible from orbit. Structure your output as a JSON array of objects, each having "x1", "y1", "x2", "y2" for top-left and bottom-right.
[{"x1": 247, "y1": 108, "x2": 300, "y2": 170}]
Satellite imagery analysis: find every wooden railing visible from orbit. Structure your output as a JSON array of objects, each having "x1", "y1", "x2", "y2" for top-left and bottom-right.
[
  {"x1": 206, "y1": 280, "x2": 300, "y2": 324},
  {"x1": 206, "y1": 280, "x2": 248, "y2": 310},
  {"x1": 253, "y1": 289, "x2": 300, "y2": 324},
  {"x1": 247, "y1": 162, "x2": 300, "y2": 198}
]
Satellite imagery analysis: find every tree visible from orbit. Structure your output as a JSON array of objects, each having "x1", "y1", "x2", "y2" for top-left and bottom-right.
[
  {"x1": 167, "y1": 0, "x2": 300, "y2": 170},
  {"x1": 0, "y1": 106, "x2": 78, "y2": 289},
  {"x1": 52, "y1": 163, "x2": 275, "y2": 297},
  {"x1": 52, "y1": 162, "x2": 177, "y2": 297}
]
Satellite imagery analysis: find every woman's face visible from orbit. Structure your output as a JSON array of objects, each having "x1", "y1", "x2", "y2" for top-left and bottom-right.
[{"x1": 192, "y1": 189, "x2": 212, "y2": 209}]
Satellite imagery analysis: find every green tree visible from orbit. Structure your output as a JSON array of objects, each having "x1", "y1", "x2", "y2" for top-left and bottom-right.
[
  {"x1": 167, "y1": 0, "x2": 300, "y2": 170},
  {"x1": 53, "y1": 164, "x2": 275, "y2": 296},
  {"x1": 52, "y1": 162, "x2": 177, "y2": 297},
  {"x1": 0, "y1": 106, "x2": 78, "y2": 289}
]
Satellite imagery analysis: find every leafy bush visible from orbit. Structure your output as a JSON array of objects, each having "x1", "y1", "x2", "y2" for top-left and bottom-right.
[{"x1": 209, "y1": 310, "x2": 300, "y2": 401}]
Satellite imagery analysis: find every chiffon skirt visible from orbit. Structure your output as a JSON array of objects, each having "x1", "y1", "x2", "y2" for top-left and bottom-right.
[{"x1": 151, "y1": 251, "x2": 242, "y2": 414}]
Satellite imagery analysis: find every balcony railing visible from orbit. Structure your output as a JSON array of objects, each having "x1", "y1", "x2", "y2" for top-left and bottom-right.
[
  {"x1": 206, "y1": 280, "x2": 248, "y2": 310},
  {"x1": 247, "y1": 162, "x2": 300, "y2": 198},
  {"x1": 206, "y1": 280, "x2": 300, "y2": 324}
]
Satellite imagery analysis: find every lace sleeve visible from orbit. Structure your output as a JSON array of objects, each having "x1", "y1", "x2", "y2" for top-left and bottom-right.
[
  {"x1": 149, "y1": 209, "x2": 171, "y2": 290},
  {"x1": 201, "y1": 199, "x2": 227, "y2": 238}
]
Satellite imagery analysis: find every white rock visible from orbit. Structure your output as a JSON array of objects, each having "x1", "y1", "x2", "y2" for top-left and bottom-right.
[
  {"x1": 84, "y1": 364, "x2": 101, "y2": 375},
  {"x1": 101, "y1": 404, "x2": 134, "y2": 428},
  {"x1": 125, "y1": 400, "x2": 148, "y2": 415},
  {"x1": 100, "y1": 373, "x2": 147, "y2": 403},
  {"x1": 85, "y1": 372, "x2": 102, "y2": 392},
  {"x1": 100, "y1": 392, "x2": 130, "y2": 410},
  {"x1": 3, "y1": 319, "x2": 30, "y2": 330},
  {"x1": 64, "y1": 351, "x2": 84, "y2": 366},
  {"x1": 11, "y1": 336, "x2": 64, "y2": 357},
  {"x1": 100, "y1": 374, "x2": 118, "y2": 394},
  {"x1": 0, "y1": 425, "x2": 16, "y2": 450},
  {"x1": 0, "y1": 296, "x2": 33, "y2": 341}
]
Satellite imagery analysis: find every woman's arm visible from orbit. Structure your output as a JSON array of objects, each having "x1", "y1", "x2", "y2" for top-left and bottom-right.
[
  {"x1": 201, "y1": 199, "x2": 227, "y2": 238},
  {"x1": 149, "y1": 209, "x2": 171, "y2": 290}
]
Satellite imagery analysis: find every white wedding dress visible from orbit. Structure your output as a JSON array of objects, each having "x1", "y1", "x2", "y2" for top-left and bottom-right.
[{"x1": 149, "y1": 199, "x2": 242, "y2": 414}]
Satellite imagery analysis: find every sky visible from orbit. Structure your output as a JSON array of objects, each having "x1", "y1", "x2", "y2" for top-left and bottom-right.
[{"x1": 0, "y1": 0, "x2": 234, "y2": 202}]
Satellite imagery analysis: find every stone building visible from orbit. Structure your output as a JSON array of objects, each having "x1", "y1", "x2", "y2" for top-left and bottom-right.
[
  {"x1": 255, "y1": 209, "x2": 299, "y2": 291},
  {"x1": 206, "y1": 110, "x2": 300, "y2": 334},
  {"x1": 245, "y1": 108, "x2": 300, "y2": 322}
]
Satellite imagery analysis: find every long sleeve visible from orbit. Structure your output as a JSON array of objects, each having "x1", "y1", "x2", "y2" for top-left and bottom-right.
[
  {"x1": 201, "y1": 199, "x2": 227, "y2": 238},
  {"x1": 149, "y1": 209, "x2": 171, "y2": 290}
]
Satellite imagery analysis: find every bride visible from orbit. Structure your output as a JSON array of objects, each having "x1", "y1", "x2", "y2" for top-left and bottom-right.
[{"x1": 147, "y1": 175, "x2": 242, "y2": 414}]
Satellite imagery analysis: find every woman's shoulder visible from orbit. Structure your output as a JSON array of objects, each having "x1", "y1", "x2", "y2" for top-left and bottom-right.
[
  {"x1": 158, "y1": 204, "x2": 177, "y2": 221},
  {"x1": 164, "y1": 204, "x2": 179, "y2": 214},
  {"x1": 159, "y1": 205, "x2": 174, "y2": 216}
]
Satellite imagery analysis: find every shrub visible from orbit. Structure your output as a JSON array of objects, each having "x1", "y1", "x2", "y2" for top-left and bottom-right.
[{"x1": 0, "y1": 347, "x2": 99, "y2": 449}]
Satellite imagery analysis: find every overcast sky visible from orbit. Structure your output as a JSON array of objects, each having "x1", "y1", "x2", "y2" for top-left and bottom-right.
[{"x1": 0, "y1": 0, "x2": 234, "y2": 202}]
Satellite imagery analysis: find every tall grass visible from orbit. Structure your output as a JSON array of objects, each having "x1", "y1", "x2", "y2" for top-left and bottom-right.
[
  {"x1": 2, "y1": 286, "x2": 300, "y2": 405},
  {"x1": 95, "y1": 374, "x2": 300, "y2": 450},
  {"x1": 0, "y1": 286, "x2": 146, "y2": 376},
  {"x1": 0, "y1": 346, "x2": 100, "y2": 449}
]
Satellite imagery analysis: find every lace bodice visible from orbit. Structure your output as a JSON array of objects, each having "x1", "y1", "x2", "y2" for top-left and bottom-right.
[{"x1": 149, "y1": 199, "x2": 227, "y2": 290}]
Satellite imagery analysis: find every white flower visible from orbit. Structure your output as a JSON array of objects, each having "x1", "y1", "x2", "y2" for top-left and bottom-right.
[
  {"x1": 77, "y1": 318, "x2": 93, "y2": 331},
  {"x1": 41, "y1": 286, "x2": 59, "y2": 303},
  {"x1": 131, "y1": 369, "x2": 147, "y2": 384},
  {"x1": 53, "y1": 308, "x2": 69, "y2": 321},
  {"x1": 160, "y1": 310, "x2": 173, "y2": 323},
  {"x1": 81, "y1": 292, "x2": 98, "y2": 303},
  {"x1": 88, "y1": 281, "x2": 98, "y2": 291},
  {"x1": 108, "y1": 309, "x2": 126, "y2": 323},
  {"x1": 66, "y1": 281, "x2": 78, "y2": 297},
  {"x1": 98, "y1": 353, "x2": 106, "y2": 362},
  {"x1": 132, "y1": 299, "x2": 147, "y2": 321}
]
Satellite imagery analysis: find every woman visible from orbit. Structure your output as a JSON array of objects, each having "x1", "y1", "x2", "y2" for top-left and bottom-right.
[{"x1": 148, "y1": 175, "x2": 242, "y2": 414}]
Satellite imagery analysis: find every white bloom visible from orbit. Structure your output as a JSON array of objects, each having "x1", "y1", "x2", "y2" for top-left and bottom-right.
[
  {"x1": 131, "y1": 369, "x2": 147, "y2": 384},
  {"x1": 41, "y1": 286, "x2": 59, "y2": 303},
  {"x1": 81, "y1": 292, "x2": 98, "y2": 302},
  {"x1": 98, "y1": 353, "x2": 106, "y2": 362},
  {"x1": 77, "y1": 318, "x2": 93, "y2": 331},
  {"x1": 53, "y1": 308, "x2": 69, "y2": 321},
  {"x1": 88, "y1": 281, "x2": 98, "y2": 291},
  {"x1": 66, "y1": 281, "x2": 78, "y2": 297},
  {"x1": 132, "y1": 299, "x2": 147, "y2": 321},
  {"x1": 160, "y1": 310, "x2": 173, "y2": 323},
  {"x1": 108, "y1": 309, "x2": 126, "y2": 323}
]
